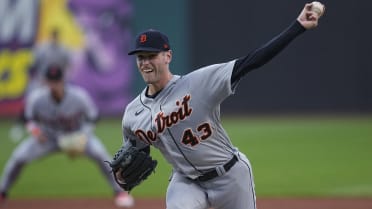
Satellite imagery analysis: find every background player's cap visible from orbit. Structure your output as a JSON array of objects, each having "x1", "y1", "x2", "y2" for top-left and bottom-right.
[
  {"x1": 45, "y1": 64, "x2": 64, "y2": 81},
  {"x1": 128, "y1": 29, "x2": 171, "y2": 55}
]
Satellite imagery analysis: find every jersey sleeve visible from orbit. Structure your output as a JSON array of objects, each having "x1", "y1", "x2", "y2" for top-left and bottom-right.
[
  {"x1": 231, "y1": 20, "x2": 306, "y2": 84},
  {"x1": 69, "y1": 87, "x2": 98, "y2": 134},
  {"x1": 121, "y1": 106, "x2": 149, "y2": 150},
  {"x1": 24, "y1": 89, "x2": 43, "y2": 121},
  {"x1": 74, "y1": 87, "x2": 99, "y2": 122},
  {"x1": 187, "y1": 60, "x2": 237, "y2": 105}
]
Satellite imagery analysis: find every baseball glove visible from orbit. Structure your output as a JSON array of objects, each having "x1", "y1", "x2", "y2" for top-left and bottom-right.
[
  {"x1": 107, "y1": 144, "x2": 157, "y2": 192},
  {"x1": 57, "y1": 131, "x2": 88, "y2": 157}
]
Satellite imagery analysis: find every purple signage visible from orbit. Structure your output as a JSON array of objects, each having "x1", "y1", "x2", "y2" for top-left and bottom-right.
[{"x1": 0, "y1": 0, "x2": 134, "y2": 116}]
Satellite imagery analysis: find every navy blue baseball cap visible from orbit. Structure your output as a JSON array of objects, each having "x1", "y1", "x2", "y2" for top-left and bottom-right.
[
  {"x1": 45, "y1": 64, "x2": 63, "y2": 81},
  {"x1": 128, "y1": 29, "x2": 171, "y2": 55}
]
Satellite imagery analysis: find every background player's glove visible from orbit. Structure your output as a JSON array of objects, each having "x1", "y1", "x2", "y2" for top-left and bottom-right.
[
  {"x1": 57, "y1": 131, "x2": 88, "y2": 157},
  {"x1": 107, "y1": 143, "x2": 157, "y2": 192}
]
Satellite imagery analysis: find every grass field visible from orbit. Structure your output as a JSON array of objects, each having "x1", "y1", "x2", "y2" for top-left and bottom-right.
[{"x1": 0, "y1": 115, "x2": 371, "y2": 199}]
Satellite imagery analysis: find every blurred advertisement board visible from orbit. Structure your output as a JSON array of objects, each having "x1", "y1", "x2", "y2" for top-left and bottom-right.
[{"x1": 0, "y1": 0, "x2": 133, "y2": 116}]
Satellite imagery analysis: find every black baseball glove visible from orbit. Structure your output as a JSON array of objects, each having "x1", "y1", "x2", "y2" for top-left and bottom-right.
[{"x1": 107, "y1": 144, "x2": 157, "y2": 192}]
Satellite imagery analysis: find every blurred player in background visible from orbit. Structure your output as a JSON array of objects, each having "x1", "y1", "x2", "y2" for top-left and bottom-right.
[
  {"x1": 9, "y1": 28, "x2": 72, "y2": 142},
  {"x1": 30, "y1": 28, "x2": 71, "y2": 93},
  {"x1": 0, "y1": 64, "x2": 134, "y2": 208}
]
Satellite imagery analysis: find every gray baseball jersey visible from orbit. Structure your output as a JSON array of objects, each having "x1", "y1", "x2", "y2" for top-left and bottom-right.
[
  {"x1": 123, "y1": 60, "x2": 256, "y2": 209},
  {"x1": 123, "y1": 60, "x2": 237, "y2": 178},
  {"x1": 28, "y1": 42, "x2": 70, "y2": 93},
  {"x1": 25, "y1": 84, "x2": 97, "y2": 138},
  {"x1": 0, "y1": 84, "x2": 123, "y2": 196},
  {"x1": 121, "y1": 19, "x2": 307, "y2": 209},
  {"x1": 33, "y1": 42, "x2": 70, "y2": 75}
]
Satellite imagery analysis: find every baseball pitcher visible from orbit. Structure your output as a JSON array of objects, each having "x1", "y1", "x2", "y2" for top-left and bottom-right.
[{"x1": 108, "y1": 2, "x2": 325, "y2": 209}]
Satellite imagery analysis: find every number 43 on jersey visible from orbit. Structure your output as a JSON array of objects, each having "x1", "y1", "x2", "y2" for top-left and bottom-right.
[{"x1": 181, "y1": 122, "x2": 212, "y2": 146}]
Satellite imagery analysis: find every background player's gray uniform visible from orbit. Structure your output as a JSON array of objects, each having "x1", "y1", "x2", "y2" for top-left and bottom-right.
[
  {"x1": 29, "y1": 42, "x2": 70, "y2": 93},
  {"x1": 123, "y1": 60, "x2": 255, "y2": 209},
  {"x1": 0, "y1": 84, "x2": 122, "y2": 195}
]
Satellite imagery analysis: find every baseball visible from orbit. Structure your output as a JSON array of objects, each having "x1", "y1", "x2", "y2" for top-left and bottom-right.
[{"x1": 311, "y1": 1, "x2": 325, "y2": 17}]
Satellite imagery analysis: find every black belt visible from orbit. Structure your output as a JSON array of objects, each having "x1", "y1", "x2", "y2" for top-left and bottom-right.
[{"x1": 195, "y1": 155, "x2": 238, "y2": 182}]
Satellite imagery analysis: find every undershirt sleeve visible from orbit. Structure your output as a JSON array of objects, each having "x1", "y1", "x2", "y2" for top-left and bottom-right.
[{"x1": 231, "y1": 20, "x2": 306, "y2": 85}]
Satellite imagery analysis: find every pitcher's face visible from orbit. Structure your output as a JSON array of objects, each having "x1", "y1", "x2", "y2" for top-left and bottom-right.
[{"x1": 136, "y1": 50, "x2": 172, "y2": 88}]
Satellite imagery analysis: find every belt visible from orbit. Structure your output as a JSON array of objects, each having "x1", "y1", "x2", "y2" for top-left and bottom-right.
[{"x1": 195, "y1": 155, "x2": 238, "y2": 182}]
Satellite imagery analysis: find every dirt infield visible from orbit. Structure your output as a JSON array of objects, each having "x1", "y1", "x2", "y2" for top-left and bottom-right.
[{"x1": 2, "y1": 197, "x2": 372, "y2": 209}]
